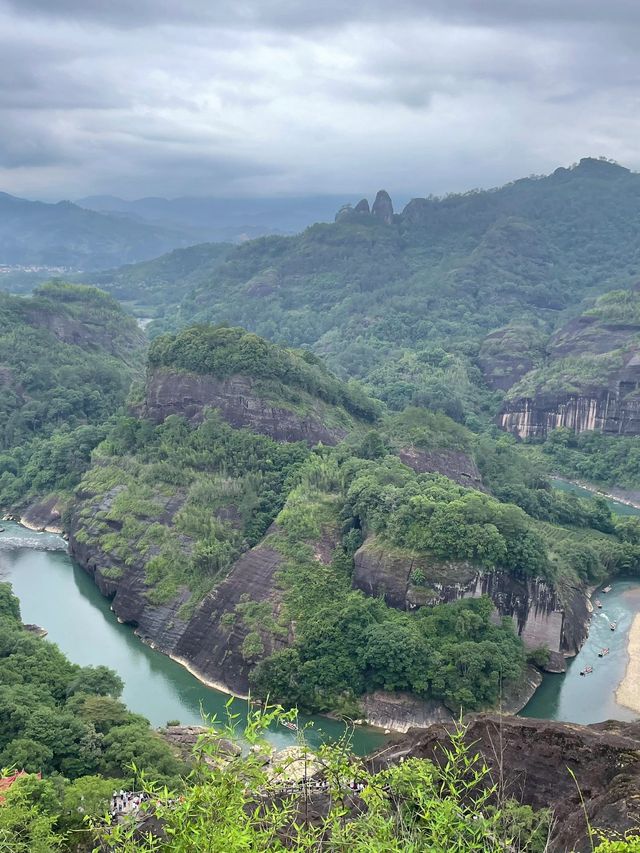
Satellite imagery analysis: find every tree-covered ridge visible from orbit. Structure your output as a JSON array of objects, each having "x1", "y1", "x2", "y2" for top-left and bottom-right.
[
  {"x1": 584, "y1": 288, "x2": 640, "y2": 324},
  {"x1": 86, "y1": 241, "x2": 233, "y2": 315},
  {"x1": 343, "y1": 458, "x2": 551, "y2": 578},
  {"x1": 250, "y1": 452, "x2": 526, "y2": 714},
  {"x1": 0, "y1": 283, "x2": 145, "y2": 512},
  {"x1": 0, "y1": 189, "x2": 200, "y2": 275},
  {"x1": 73, "y1": 412, "x2": 310, "y2": 609},
  {"x1": 504, "y1": 287, "x2": 640, "y2": 402},
  {"x1": 475, "y1": 432, "x2": 640, "y2": 583},
  {"x1": 87, "y1": 158, "x2": 640, "y2": 421},
  {"x1": 148, "y1": 325, "x2": 381, "y2": 421}
]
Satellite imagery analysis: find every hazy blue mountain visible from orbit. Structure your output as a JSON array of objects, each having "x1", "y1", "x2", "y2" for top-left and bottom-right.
[
  {"x1": 76, "y1": 193, "x2": 366, "y2": 242},
  {"x1": 0, "y1": 191, "x2": 197, "y2": 275}
]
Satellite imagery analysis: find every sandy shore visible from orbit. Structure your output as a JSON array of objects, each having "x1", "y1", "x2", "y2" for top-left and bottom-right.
[{"x1": 616, "y1": 614, "x2": 640, "y2": 714}]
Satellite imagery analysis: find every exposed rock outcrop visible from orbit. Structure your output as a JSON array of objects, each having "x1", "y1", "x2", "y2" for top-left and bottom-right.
[
  {"x1": 69, "y1": 470, "x2": 340, "y2": 698},
  {"x1": 23, "y1": 304, "x2": 144, "y2": 358},
  {"x1": 171, "y1": 538, "x2": 285, "y2": 696},
  {"x1": 68, "y1": 506, "x2": 285, "y2": 696},
  {"x1": 19, "y1": 496, "x2": 64, "y2": 533},
  {"x1": 352, "y1": 536, "x2": 589, "y2": 658},
  {"x1": 140, "y1": 369, "x2": 349, "y2": 447},
  {"x1": 369, "y1": 714, "x2": 640, "y2": 852},
  {"x1": 354, "y1": 198, "x2": 370, "y2": 214},
  {"x1": 357, "y1": 671, "x2": 546, "y2": 727},
  {"x1": 160, "y1": 725, "x2": 240, "y2": 761},
  {"x1": 500, "y1": 383, "x2": 640, "y2": 439},
  {"x1": 398, "y1": 446, "x2": 484, "y2": 491},
  {"x1": 68, "y1": 483, "x2": 192, "y2": 660},
  {"x1": 371, "y1": 190, "x2": 394, "y2": 224},
  {"x1": 498, "y1": 296, "x2": 640, "y2": 438},
  {"x1": 361, "y1": 691, "x2": 452, "y2": 732}
]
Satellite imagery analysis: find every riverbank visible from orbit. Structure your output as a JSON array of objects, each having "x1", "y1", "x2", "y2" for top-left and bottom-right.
[
  {"x1": 616, "y1": 613, "x2": 640, "y2": 714},
  {"x1": 552, "y1": 476, "x2": 640, "y2": 511}
]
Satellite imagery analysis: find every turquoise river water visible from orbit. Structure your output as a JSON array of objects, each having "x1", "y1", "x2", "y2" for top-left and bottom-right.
[
  {"x1": 521, "y1": 478, "x2": 640, "y2": 723},
  {"x1": 1, "y1": 476, "x2": 639, "y2": 750},
  {"x1": 0, "y1": 522, "x2": 386, "y2": 754}
]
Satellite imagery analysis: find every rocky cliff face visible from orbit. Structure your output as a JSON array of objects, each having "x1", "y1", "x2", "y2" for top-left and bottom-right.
[
  {"x1": 171, "y1": 535, "x2": 286, "y2": 695},
  {"x1": 371, "y1": 190, "x2": 394, "y2": 224},
  {"x1": 352, "y1": 536, "x2": 589, "y2": 660},
  {"x1": 369, "y1": 714, "x2": 640, "y2": 852},
  {"x1": 24, "y1": 304, "x2": 145, "y2": 357},
  {"x1": 497, "y1": 297, "x2": 640, "y2": 438},
  {"x1": 68, "y1": 490, "x2": 192, "y2": 660},
  {"x1": 397, "y1": 447, "x2": 484, "y2": 491},
  {"x1": 18, "y1": 496, "x2": 64, "y2": 533},
  {"x1": 141, "y1": 368, "x2": 349, "y2": 446},
  {"x1": 500, "y1": 382, "x2": 640, "y2": 439},
  {"x1": 69, "y1": 480, "x2": 339, "y2": 697},
  {"x1": 68, "y1": 509, "x2": 284, "y2": 696}
]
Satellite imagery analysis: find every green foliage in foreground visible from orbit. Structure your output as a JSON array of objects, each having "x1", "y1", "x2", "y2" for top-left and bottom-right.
[
  {"x1": 0, "y1": 665, "x2": 635, "y2": 852},
  {"x1": 7, "y1": 704, "x2": 631, "y2": 853},
  {"x1": 0, "y1": 583, "x2": 184, "y2": 788},
  {"x1": 92, "y1": 708, "x2": 553, "y2": 853}
]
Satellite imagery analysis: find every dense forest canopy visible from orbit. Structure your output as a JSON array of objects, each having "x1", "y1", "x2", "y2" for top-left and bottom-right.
[
  {"x1": 0, "y1": 284, "x2": 145, "y2": 510},
  {"x1": 84, "y1": 158, "x2": 640, "y2": 426},
  {"x1": 148, "y1": 325, "x2": 381, "y2": 421}
]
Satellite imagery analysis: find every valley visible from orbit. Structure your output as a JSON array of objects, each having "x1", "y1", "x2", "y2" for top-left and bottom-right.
[{"x1": 2, "y1": 160, "x2": 640, "y2": 851}]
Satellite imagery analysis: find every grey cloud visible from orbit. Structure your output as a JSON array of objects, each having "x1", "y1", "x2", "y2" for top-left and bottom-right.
[
  {"x1": 1, "y1": 1, "x2": 640, "y2": 199},
  {"x1": 7, "y1": 0, "x2": 640, "y2": 30}
]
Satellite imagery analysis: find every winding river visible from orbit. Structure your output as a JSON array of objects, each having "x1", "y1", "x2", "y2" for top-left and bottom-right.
[
  {"x1": 521, "y1": 478, "x2": 640, "y2": 724},
  {"x1": 2, "y1": 477, "x2": 639, "y2": 749},
  {"x1": 0, "y1": 523, "x2": 385, "y2": 754}
]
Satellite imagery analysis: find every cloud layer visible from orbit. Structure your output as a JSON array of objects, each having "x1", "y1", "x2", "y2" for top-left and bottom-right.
[{"x1": 2, "y1": 0, "x2": 640, "y2": 199}]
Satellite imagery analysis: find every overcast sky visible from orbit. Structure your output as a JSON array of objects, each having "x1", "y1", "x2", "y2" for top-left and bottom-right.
[{"x1": 2, "y1": 0, "x2": 640, "y2": 201}]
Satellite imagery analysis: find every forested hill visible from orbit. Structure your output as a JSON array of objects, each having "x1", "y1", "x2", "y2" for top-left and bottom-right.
[
  {"x1": 67, "y1": 323, "x2": 640, "y2": 722},
  {"x1": 0, "y1": 283, "x2": 146, "y2": 514},
  {"x1": 0, "y1": 191, "x2": 198, "y2": 275},
  {"x1": 94, "y1": 157, "x2": 640, "y2": 421}
]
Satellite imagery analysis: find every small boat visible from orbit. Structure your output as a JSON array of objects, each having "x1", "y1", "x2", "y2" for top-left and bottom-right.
[
  {"x1": 0, "y1": 526, "x2": 4, "y2": 533},
  {"x1": 580, "y1": 665, "x2": 593, "y2": 676},
  {"x1": 602, "y1": 586, "x2": 612, "y2": 593},
  {"x1": 610, "y1": 622, "x2": 617, "y2": 632},
  {"x1": 595, "y1": 599, "x2": 602, "y2": 608},
  {"x1": 281, "y1": 721, "x2": 298, "y2": 731},
  {"x1": 598, "y1": 648, "x2": 609, "y2": 657}
]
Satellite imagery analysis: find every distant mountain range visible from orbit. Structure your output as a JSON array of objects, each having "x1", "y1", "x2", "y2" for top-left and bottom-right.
[
  {"x1": 87, "y1": 157, "x2": 640, "y2": 430},
  {"x1": 0, "y1": 191, "x2": 368, "y2": 290},
  {"x1": 0, "y1": 192, "x2": 195, "y2": 273},
  {"x1": 75, "y1": 194, "x2": 364, "y2": 243}
]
